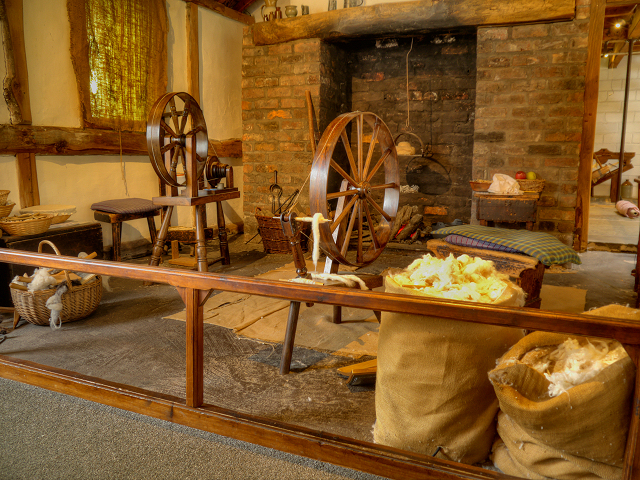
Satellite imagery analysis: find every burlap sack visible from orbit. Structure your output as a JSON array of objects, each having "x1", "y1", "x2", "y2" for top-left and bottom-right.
[
  {"x1": 489, "y1": 305, "x2": 638, "y2": 480},
  {"x1": 373, "y1": 274, "x2": 525, "y2": 464}
]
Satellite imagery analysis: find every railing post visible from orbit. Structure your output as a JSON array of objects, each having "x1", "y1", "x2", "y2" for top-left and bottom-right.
[{"x1": 177, "y1": 286, "x2": 204, "y2": 407}]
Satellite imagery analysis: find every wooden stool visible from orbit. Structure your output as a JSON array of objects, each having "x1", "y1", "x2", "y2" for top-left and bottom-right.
[{"x1": 91, "y1": 198, "x2": 161, "y2": 262}]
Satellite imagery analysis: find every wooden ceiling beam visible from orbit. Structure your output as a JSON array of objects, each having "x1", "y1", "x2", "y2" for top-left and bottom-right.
[
  {"x1": 628, "y1": 5, "x2": 640, "y2": 36},
  {"x1": 185, "y1": 0, "x2": 254, "y2": 25},
  {"x1": 252, "y1": 0, "x2": 574, "y2": 46}
]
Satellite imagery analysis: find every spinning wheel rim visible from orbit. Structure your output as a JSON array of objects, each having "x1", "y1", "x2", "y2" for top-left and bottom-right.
[
  {"x1": 310, "y1": 112, "x2": 399, "y2": 267},
  {"x1": 146, "y1": 92, "x2": 209, "y2": 188}
]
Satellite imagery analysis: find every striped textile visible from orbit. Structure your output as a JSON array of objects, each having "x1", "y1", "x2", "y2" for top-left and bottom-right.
[
  {"x1": 444, "y1": 234, "x2": 523, "y2": 254},
  {"x1": 432, "y1": 225, "x2": 581, "y2": 266}
]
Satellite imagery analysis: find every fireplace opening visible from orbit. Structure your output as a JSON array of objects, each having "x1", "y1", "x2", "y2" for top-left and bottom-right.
[{"x1": 322, "y1": 30, "x2": 477, "y2": 224}]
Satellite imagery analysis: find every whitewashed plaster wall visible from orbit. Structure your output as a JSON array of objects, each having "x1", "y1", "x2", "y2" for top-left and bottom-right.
[
  {"x1": 0, "y1": 0, "x2": 244, "y2": 250},
  {"x1": 594, "y1": 56, "x2": 640, "y2": 199}
]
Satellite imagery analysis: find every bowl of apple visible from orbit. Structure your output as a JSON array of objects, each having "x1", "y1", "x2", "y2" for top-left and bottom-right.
[{"x1": 515, "y1": 171, "x2": 545, "y2": 192}]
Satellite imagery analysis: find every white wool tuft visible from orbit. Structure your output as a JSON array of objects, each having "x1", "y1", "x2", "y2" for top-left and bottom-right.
[
  {"x1": 523, "y1": 338, "x2": 627, "y2": 398},
  {"x1": 310, "y1": 273, "x2": 369, "y2": 290},
  {"x1": 27, "y1": 268, "x2": 57, "y2": 291},
  {"x1": 46, "y1": 283, "x2": 68, "y2": 330},
  {"x1": 311, "y1": 212, "x2": 323, "y2": 271}
]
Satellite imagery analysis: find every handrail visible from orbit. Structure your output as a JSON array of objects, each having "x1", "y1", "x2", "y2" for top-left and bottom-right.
[{"x1": 1, "y1": 247, "x2": 640, "y2": 344}]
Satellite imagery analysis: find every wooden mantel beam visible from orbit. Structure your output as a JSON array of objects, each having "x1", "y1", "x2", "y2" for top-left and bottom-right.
[
  {"x1": 0, "y1": 124, "x2": 242, "y2": 158},
  {"x1": 252, "y1": 0, "x2": 575, "y2": 46}
]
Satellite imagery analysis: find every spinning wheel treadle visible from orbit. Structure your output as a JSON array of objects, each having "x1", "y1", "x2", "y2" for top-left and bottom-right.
[{"x1": 310, "y1": 111, "x2": 399, "y2": 268}]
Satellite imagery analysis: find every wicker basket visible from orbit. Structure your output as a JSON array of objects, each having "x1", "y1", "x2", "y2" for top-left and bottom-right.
[
  {"x1": 0, "y1": 202, "x2": 15, "y2": 218},
  {"x1": 0, "y1": 213, "x2": 54, "y2": 236},
  {"x1": 0, "y1": 190, "x2": 9, "y2": 205},
  {"x1": 517, "y1": 179, "x2": 545, "y2": 193},
  {"x1": 10, "y1": 241, "x2": 102, "y2": 326},
  {"x1": 255, "y1": 207, "x2": 310, "y2": 254}
]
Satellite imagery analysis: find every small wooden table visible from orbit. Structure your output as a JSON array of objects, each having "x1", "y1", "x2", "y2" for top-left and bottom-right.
[{"x1": 474, "y1": 192, "x2": 539, "y2": 231}]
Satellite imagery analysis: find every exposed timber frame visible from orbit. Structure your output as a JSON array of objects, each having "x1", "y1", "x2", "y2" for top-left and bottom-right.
[
  {"x1": 185, "y1": 0, "x2": 254, "y2": 26},
  {"x1": 1, "y1": 247, "x2": 640, "y2": 479},
  {"x1": 251, "y1": 0, "x2": 575, "y2": 46}
]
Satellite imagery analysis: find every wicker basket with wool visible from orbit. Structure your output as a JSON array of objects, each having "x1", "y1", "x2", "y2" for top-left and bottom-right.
[{"x1": 10, "y1": 241, "x2": 102, "y2": 326}]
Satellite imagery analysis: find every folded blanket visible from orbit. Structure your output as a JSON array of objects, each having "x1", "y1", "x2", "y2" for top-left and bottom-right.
[{"x1": 432, "y1": 225, "x2": 581, "y2": 266}]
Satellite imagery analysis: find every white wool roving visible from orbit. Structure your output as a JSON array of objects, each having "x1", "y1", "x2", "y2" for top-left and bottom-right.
[
  {"x1": 27, "y1": 268, "x2": 58, "y2": 291},
  {"x1": 311, "y1": 212, "x2": 323, "y2": 271},
  {"x1": 527, "y1": 338, "x2": 627, "y2": 398},
  {"x1": 46, "y1": 283, "x2": 68, "y2": 330},
  {"x1": 310, "y1": 273, "x2": 369, "y2": 290}
]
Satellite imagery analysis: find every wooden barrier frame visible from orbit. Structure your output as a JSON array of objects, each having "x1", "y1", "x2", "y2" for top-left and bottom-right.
[{"x1": 0, "y1": 247, "x2": 639, "y2": 479}]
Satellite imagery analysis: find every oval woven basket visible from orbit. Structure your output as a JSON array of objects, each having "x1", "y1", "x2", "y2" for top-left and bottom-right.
[
  {"x1": 517, "y1": 179, "x2": 545, "y2": 193},
  {"x1": 10, "y1": 241, "x2": 103, "y2": 326},
  {"x1": 0, "y1": 213, "x2": 53, "y2": 236}
]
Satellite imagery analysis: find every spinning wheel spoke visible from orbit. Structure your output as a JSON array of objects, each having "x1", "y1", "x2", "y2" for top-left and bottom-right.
[
  {"x1": 357, "y1": 114, "x2": 363, "y2": 175},
  {"x1": 363, "y1": 201, "x2": 380, "y2": 250},
  {"x1": 189, "y1": 125, "x2": 207, "y2": 136},
  {"x1": 366, "y1": 148, "x2": 392, "y2": 183},
  {"x1": 169, "y1": 148, "x2": 180, "y2": 177},
  {"x1": 330, "y1": 159, "x2": 358, "y2": 188},
  {"x1": 365, "y1": 193, "x2": 392, "y2": 222},
  {"x1": 160, "y1": 119, "x2": 178, "y2": 138},
  {"x1": 357, "y1": 201, "x2": 363, "y2": 264},
  {"x1": 370, "y1": 182, "x2": 397, "y2": 191},
  {"x1": 331, "y1": 194, "x2": 358, "y2": 234},
  {"x1": 326, "y1": 189, "x2": 357, "y2": 201},
  {"x1": 340, "y1": 202, "x2": 359, "y2": 257},
  {"x1": 168, "y1": 97, "x2": 180, "y2": 133},
  {"x1": 179, "y1": 106, "x2": 190, "y2": 134},
  {"x1": 160, "y1": 141, "x2": 178, "y2": 155},
  {"x1": 340, "y1": 130, "x2": 360, "y2": 182},
  {"x1": 363, "y1": 121, "x2": 380, "y2": 180}
]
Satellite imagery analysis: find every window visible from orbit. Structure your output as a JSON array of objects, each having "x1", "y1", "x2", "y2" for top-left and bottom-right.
[{"x1": 68, "y1": 0, "x2": 167, "y2": 132}]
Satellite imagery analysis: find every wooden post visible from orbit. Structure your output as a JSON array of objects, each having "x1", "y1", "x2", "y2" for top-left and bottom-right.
[
  {"x1": 186, "y1": 2, "x2": 199, "y2": 104},
  {"x1": 574, "y1": 0, "x2": 606, "y2": 252},
  {"x1": 177, "y1": 287, "x2": 205, "y2": 408},
  {"x1": 623, "y1": 344, "x2": 640, "y2": 480},
  {"x1": 15, "y1": 152, "x2": 39, "y2": 208}
]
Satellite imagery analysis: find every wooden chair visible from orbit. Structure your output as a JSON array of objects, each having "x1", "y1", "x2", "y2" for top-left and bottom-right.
[
  {"x1": 91, "y1": 198, "x2": 161, "y2": 262},
  {"x1": 591, "y1": 148, "x2": 635, "y2": 202}
]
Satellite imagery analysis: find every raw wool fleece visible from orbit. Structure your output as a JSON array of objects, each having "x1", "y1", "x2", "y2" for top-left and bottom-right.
[
  {"x1": 489, "y1": 306, "x2": 637, "y2": 480},
  {"x1": 373, "y1": 274, "x2": 525, "y2": 464}
]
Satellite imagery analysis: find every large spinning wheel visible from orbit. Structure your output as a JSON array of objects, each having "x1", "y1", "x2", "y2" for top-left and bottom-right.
[
  {"x1": 146, "y1": 92, "x2": 209, "y2": 189},
  {"x1": 309, "y1": 111, "x2": 399, "y2": 268}
]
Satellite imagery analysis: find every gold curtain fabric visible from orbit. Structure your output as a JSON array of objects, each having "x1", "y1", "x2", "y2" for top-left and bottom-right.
[{"x1": 67, "y1": 0, "x2": 167, "y2": 132}]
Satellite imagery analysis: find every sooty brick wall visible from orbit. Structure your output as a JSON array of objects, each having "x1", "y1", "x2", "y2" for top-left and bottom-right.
[{"x1": 345, "y1": 32, "x2": 477, "y2": 223}]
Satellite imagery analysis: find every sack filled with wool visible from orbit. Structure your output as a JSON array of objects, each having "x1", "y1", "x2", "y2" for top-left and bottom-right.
[
  {"x1": 489, "y1": 305, "x2": 637, "y2": 480},
  {"x1": 374, "y1": 254, "x2": 526, "y2": 464}
]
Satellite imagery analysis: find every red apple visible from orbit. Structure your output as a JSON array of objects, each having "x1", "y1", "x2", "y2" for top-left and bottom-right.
[{"x1": 515, "y1": 171, "x2": 526, "y2": 179}]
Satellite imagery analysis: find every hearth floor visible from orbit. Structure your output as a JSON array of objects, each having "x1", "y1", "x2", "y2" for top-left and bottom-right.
[{"x1": 0, "y1": 235, "x2": 636, "y2": 458}]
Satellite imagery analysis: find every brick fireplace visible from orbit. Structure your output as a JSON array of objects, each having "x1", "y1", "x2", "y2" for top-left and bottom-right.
[{"x1": 241, "y1": 2, "x2": 590, "y2": 247}]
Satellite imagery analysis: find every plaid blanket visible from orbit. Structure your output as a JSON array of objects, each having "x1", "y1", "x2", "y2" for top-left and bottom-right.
[{"x1": 432, "y1": 225, "x2": 581, "y2": 266}]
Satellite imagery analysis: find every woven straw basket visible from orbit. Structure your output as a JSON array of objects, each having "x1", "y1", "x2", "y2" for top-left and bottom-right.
[
  {"x1": 0, "y1": 190, "x2": 9, "y2": 205},
  {"x1": 517, "y1": 179, "x2": 545, "y2": 193},
  {"x1": 11, "y1": 241, "x2": 102, "y2": 326},
  {"x1": 0, "y1": 213, "x2": 53, "y2": 236},
  {"x1": 0, "y1": 202, "x2": 15, "y2": 218},
  {"x1": 255, "y1": 207, "x2": 310, "y2": 254}
]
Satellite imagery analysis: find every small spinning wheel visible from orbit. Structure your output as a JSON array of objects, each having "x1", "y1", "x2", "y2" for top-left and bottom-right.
[
  {"x1": 146, "y1": 92, "x2": 209, "y2": 188},
  {"x1": 309, "y1": 111, "x2": 399, "y2": 268}
]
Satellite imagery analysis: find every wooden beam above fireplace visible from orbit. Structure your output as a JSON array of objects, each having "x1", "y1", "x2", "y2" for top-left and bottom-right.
[{"x1": 252, "y1": 0, "x2": 575, "y2": 46}]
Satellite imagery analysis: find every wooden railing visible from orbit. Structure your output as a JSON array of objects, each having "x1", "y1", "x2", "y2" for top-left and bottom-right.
[{"x1": 0, "y1": 247, "x2": 638, "y2": 480}]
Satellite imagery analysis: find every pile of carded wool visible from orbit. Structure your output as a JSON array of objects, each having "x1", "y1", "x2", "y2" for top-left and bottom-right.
[{"x1": 388, "y1": 253, "x2": 513, "y2": 303}]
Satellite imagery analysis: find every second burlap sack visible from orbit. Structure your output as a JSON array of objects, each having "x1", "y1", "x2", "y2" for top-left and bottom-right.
[
  {"x1": 373, "y1": 273, "x2": 525, "y2": 464},
  {"x1": 489, "y1": 305, "x2": 638, "y2": 480}
]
